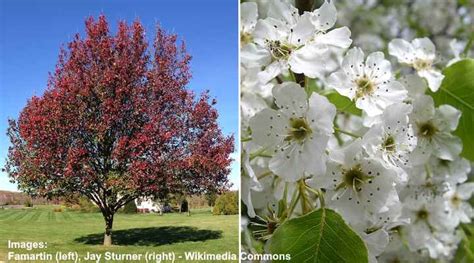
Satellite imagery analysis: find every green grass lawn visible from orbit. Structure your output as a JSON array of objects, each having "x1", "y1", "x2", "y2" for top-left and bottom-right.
[{"x1": 0, "y1": 206, "x2": 238, "y2": 262}]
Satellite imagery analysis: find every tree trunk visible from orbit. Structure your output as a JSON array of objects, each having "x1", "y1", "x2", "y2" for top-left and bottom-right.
[
  {"x1": 103, "y1": 214, "x2": 114, "y2": 246},
  {"x1": 187, "y1": 197, "x2": 191, "y2": 216}
]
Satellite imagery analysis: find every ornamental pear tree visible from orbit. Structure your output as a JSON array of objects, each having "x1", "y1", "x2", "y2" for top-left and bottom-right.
[{"x1": 5, "y1": 16, "x2": 234, "y2": 246}]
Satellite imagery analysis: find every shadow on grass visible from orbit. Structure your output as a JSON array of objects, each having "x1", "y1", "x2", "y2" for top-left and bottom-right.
[{"x1": 74, "y1": 226, "x2": 222, "y2": 246}]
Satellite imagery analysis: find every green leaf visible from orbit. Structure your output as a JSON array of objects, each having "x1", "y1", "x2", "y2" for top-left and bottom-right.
[
  {"x1": 453, "y1": 224, "x2": 474, "y2": 263},
  {"x1": 305, "y1": 78, "x2": 319, "y2": 97},
  {"x1": 268, "y1": 208, "x2": 368, "y2": 263},
  {"x1": 326, "y1": 92, "x2": 362, "y2": 116},
  {"x1": 430, "y1": 59, "x2": 474, "y2": 161}
]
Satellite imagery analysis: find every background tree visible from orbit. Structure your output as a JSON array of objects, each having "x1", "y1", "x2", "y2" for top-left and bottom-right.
[
  {"x1": 213, "y1": 191, "x2": 238, "y2": 215},
  {"x1": 205, "y1": 190, "x2": 218, "y2": 207},
  {"x1": 5, "y1": 16, "x2": 234, "y2": 246},
  {"x1": 120, "y1": 200, "x2": 138, "y2": 214}
]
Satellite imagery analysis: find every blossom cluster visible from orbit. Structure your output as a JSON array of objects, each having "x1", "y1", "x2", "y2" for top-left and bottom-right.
[
  {"x1": 240, "y1": 1, "x2": 473, "y2": 262},
  {"x1": 335, "y1": 0, "x2": 473, "y2": 63}
]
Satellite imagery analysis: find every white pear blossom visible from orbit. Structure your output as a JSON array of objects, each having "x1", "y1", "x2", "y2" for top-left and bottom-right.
[
  {"x1": 249, "y1": 82, "x2": 336, "y2": 182},
  {"x1": 317, "y1": 139, "x2": 398, "y2": 223},
  {"x1": 362, "y1": 103, "x2": 417, "y2": 182},
  {"x1": 354, "y1": 198, "x2": 407, "y2": 263},
  {"x1": 290, "y1": 1, "x2": 352, "y2": 78},
  {"x1": 434, "y1": 157, "x2": 471, "y2": 185},
  {"x1": 250, "y1": 0, "x2": 351, "y2": 82},
  {"x1": 328, "y1": 47, "x2": 407, "y2": 116},
  {"x1": 427, "y1": 155, "x2": 471, "y2": 186},
  {"x1": 401, "y1": 196, "x2": 456, "y2": 258},
  {"x1": 403, "y1": 161, "x2": 466, "y2": 198},
  {"x1": 389, "y1": 38, "x2": 444, "y2": 92},
  {"x1": 409, "y1": 95, "x2": 462, "y2": 163},
  {"x1": 402, "y1": 172, "x2": 448, "y2": 203},
  {"x1": 444, "y1": 182, "x2": 474, "y2": 225}
]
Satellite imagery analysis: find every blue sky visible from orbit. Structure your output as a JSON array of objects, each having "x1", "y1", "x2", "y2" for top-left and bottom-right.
[{"x1": 0, "y1": 0, "x2": 239, "y2": 191}]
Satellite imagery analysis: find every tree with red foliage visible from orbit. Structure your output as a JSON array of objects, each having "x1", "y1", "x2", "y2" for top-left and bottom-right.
[{"x1": 5, "y1": 16, "x2": 234, "y2": 246}]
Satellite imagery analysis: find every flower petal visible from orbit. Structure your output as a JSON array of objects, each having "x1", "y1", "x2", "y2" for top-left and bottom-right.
[
  {"x1": 436, "y1": 105, "x2": 461, "y2": 132},
  {"x1": 241, "y1": 92, "x2": 268, "y2": 124},
  {"x1": 241, "y1": 43, "x2": 272, "y2": 67},
  {"x1": 249, "y1": 108, "x2": 287, "y2": 148},
  {"x1": 341, "y1": 47, "x2": 365, "y2": 80},
  {"x1": 253, "y1": 18, "x2": 287, "y2": 43},
  {"x1": 327, "y1": 70, "x2": 356, "y2": 99},
  {"x1": 417, "y1": 69, "x2": 444, "y2": 92},
  {"x1": 288, "y1": 13, "x2": 315, "y2": 46},
  {"x1": 400, "y1": 74, "x2": 427, "y2": 98},
  {"x1": 270, "y1": 137, "x2": 327, "y2": 181},
  {"x1": 241, "y1": 2, "x2": 258, "y2": 32},
  {"x1": 267, "y1": 0, "x2": 298, "y2": 25},
  {"x1": 307, "y1": 93, "x2": 336, "y2": 134},
  {"x1": 388, "y1": 38, "x2": 415, "y2": 64},
  {"x1": 258, "y1": 60, "x2": 285, "y2": 84},
  {"x1": 365, "y1": 51, "x2": 392, "y2": 83},
  {"x1": 311, "y1": 0, "x2": 337, "y2": 31},
  {"x1": 273, "y1": 82, "x2": 308, "y2": 117},
  {"x1": 412, "y1": 37, "x2": 436, "y2": 61},
  {"x1": 314, "y1": 27, "x2": 352, "y2": 49},
  {"x1": 289, "y1": 44, "x2": 328, "y2": 78},
  {"x1": 457, "y1": 182, "x2": 474, "y2": 200},
  {"x1": 432, "y1": 133, "x2": 462, "y2": 161}
]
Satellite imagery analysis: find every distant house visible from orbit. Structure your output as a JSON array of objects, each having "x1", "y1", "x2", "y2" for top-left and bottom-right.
[{"x1": 135, "y1": 197, "x2": 161, "y2": 213}]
